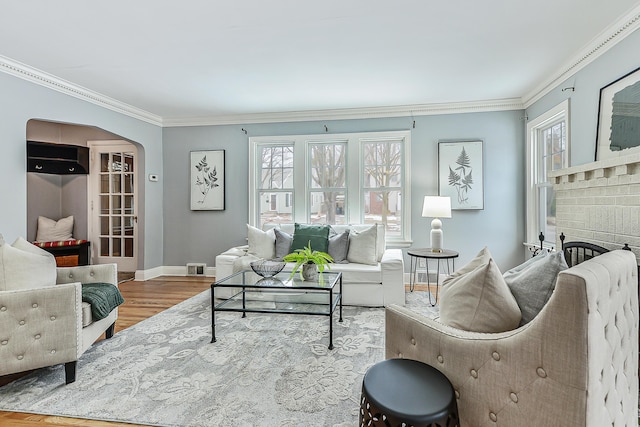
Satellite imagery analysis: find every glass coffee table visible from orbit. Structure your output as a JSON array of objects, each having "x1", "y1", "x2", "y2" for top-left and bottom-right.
[{"x1": 211, "y1": 270, "x2": 343, "y2": 349}]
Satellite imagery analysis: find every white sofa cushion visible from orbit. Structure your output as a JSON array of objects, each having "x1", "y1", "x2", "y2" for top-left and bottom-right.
[
  {"x1": 0, "y1": 235, "x2": 57, "y2": 291},
  {"x1": 327, "y1": 262, "x2": 381, "y2": 284},
  {"x1": 440, "y1": 247, "x2": 521, "y2": 333},
  {"x1": 247, "y1": 224, "x2": 275, "y2": 259},
  {"x1": 36, "y1": 215, "x2": 74, "y2": 241}
]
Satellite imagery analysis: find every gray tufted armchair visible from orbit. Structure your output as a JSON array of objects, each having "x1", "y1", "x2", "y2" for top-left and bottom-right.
[
  {"x1": 386, "y1": 250, "x2": 638, "y2": 427},
  {"x1": 0, "y1": 263, "x2": 119, "y2": 384}
]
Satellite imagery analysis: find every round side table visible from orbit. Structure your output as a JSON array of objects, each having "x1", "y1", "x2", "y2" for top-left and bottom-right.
[
  {"x1": 407, "y1": 248, "x2": 458, "y2": 305},
  {"x1": 359, "y1": 358, "x2": 459, "y2": 427}
]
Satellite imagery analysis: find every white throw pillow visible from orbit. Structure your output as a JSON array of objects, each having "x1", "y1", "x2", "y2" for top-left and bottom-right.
[
  {"x1": 347, "y1": 225, "x2": 378, "y2": 265},
  {"x1": 247, "y1": 224, "x2": 275, "y2": 260},
  {"x1": 36, "y1": 215, "x2": 74, "y2": 241},
  {"x1": 440, "y1": 247, "x2": 521, "y2": 333},
  {"x1": 0, "y1": 235, "x2": 57, "y2": 291}
]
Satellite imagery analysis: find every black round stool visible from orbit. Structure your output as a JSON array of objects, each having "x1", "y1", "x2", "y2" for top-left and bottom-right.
[{"x1": 359, "y1": 358, "x2": 459, "y2": 427}]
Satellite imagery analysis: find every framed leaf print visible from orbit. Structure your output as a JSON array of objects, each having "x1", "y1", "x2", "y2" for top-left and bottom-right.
[
  {"x1": 438, "y1": 140, "x2": 484, "y2": 210},
  {"x1": 190, "y1": 150, "x2": 225, "y2": 210}
]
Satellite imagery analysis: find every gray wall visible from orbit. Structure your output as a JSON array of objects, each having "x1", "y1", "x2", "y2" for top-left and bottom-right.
[
  {"x1": 526, "y1": 28, "x2": 640, "y2": 167},
  {"x1": 0, "y1": 72, "x2": 164, "y2": 270},
  {"x1": 163, "y1": 110, "x2": 526, "y2": 272}
]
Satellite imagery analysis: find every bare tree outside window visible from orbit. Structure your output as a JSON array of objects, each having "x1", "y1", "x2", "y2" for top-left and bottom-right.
[
  {"x1": 309, "y1": 143, "x2": 346, "y2": 224},
  {"x1": 258, "y1": 145, "x2": 294, "y2": 227},
  {"x1": 363, "y1": 141, "x2": 402, "y2": 235}
]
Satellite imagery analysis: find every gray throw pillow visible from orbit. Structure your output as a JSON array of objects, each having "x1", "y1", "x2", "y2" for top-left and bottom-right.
[
  {"x1": 273, "y1": 228, "x2": 293, "y2": 260},
  {"x1": 328, "y1": 230, "x2": 350, "y2": 263},
  {"x1": 504, "y1": 250, "x2": 569, "y2": 325}
]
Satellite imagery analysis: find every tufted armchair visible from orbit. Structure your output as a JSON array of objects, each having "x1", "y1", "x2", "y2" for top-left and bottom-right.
[
  {"x1": 0, "y1": 263, "x2": 119, "y2": 384},
  {"x1": 386, "y1": 250, "x2": 638, "y2": 426}
]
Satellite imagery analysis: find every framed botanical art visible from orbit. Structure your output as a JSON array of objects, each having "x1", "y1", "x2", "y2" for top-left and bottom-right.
[
  {"x1": 190, "y1": 150, "x2": 225, "y2": 210},
  {"x1": 596, "y1": 66, "x2": 640, "y2": 160},
  {"x1": 438, "y1": 140, "x2": 484, "y2": 210}
]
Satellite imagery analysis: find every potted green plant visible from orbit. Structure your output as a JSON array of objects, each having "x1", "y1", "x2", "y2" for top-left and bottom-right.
[{"x1": 283, "y1": 241, "x2": 333, "y2": 281}]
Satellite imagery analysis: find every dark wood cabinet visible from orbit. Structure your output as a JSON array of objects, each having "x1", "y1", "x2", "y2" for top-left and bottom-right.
[{"x1": 27, "y1": 140, "x2": 89, "y2": 174}]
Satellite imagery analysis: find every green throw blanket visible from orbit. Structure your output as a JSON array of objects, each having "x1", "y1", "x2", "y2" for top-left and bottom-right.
[{"x1": 81, "y1": 283, "x2": 125, "y2": 321}]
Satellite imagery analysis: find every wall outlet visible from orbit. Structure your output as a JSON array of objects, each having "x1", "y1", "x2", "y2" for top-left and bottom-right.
[{"x1": 187, "y1": 263, "x2": 206, "y2": 276}]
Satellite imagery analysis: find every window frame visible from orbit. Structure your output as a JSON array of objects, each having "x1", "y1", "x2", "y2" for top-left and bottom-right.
[
  {"x1": 525, "y1": 99, "x2": 570, "y2": 247},
  {"x1": 249, "y1": 130, "x2": 412, "y2": 246}
]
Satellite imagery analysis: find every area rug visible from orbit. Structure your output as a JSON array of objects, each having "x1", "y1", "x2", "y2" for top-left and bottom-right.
[{"x1": 0, "y1": 291, "x2": 438, "y2": 427}]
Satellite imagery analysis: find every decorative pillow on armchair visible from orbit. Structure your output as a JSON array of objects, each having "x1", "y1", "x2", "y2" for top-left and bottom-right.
[
  {"x1": 440, "y1": 247, "x2": 521, "y2": 333},
  {"x1": 504, "y1": 250, "x2": 568, "y2": 325},
  {"x1": 0, "y1": 235, "x2": 57, "y2": 291}
]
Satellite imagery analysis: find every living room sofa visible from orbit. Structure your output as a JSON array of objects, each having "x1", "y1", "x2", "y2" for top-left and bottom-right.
[
  {"x1": 386, "y1": 249, "x2": 638, "y2": 426},
  {"x1": 215, "y1": 224, "x2": 405, "y2": 307},
  {"x1": 0, "y1": 235, "x2": 120, "y2": 384}
]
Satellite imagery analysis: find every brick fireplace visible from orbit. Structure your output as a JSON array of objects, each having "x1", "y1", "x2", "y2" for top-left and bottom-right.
[{"x1": 550, "y1": 153, "x2": 640, "y2": 260}]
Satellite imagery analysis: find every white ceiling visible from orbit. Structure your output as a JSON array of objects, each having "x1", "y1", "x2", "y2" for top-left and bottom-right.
[{"x1": 1, "y1": 0, "x2": 640, "y2": 123}]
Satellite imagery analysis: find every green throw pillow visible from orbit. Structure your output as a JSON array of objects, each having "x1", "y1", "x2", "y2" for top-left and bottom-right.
[{"x1": 290, "y1": 224, "x2": 330, "y2": 253}]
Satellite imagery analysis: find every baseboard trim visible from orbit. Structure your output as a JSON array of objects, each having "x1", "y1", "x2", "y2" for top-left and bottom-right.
[{"x1": 134, "y1": 266, "x2": 216, "y2": 281}]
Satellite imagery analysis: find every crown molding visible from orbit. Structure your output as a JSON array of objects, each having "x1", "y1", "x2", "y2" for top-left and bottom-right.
[
  {"x1": 0, "y1": 55, "x2": 163, "y2": 126},
  {"x1": 523, "y1": 4, "x2": 640, "y2": 108},
  {"x1": 162, "y1": 98, "x2": 524, "y2": 127},
  {"x1": 2, "y1": 3, "x2": 638, "y2": 128}
]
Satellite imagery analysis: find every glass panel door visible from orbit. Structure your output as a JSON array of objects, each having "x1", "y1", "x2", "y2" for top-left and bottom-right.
[{"x1": 90, "y1": 142, "x2": 138, "y2": 272}]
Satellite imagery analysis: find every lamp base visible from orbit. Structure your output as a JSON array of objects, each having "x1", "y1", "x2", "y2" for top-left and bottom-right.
[{"x1": 430, "y1": 218, "x2": 443, "y2": 252}]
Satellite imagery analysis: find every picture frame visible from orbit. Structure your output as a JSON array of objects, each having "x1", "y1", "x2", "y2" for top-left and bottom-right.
[
  {"x1": 596, "y1": 66, "x2": 640, "y2": 160},
  {"x1": 190, "y1": 150, "x2": 225, "y2": 210},
  {"x1": 438, "y1": 140, "x2": 484, "y2": 210}
]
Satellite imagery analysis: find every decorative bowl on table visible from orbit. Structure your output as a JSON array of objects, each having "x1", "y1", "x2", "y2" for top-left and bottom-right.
[{"x1": 250, "y1": 260, "x2": 286, "y2": 278}]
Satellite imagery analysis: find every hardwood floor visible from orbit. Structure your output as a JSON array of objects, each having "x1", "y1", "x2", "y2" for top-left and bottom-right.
[
  {"x1": 0, "y1": 279, "x2": 426, "y2": 426},
  {"x1": 0, "y1": 276, "x2": 211, "y2": 427}
]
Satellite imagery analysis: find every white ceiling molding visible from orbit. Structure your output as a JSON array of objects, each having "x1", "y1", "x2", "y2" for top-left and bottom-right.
[
  {"x1": 162, "y1": 98, "x2": 525, "y2": 127},
  {"x1": 2, "y1": 3, "x2": 639, "y2": 127},
  {"x1": 523, "y1": 4, "x2": 640, "y2": 108},
  {"x1": 0, "y1": 54, "x2": 163, "y2": 127}
]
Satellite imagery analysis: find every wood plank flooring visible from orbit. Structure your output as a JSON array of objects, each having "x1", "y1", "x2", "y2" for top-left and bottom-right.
[
  {"x1": 0, "y1": 279, "x2": 426, "y2": 426},
  {"x1": 0, "y1": 276, "x2": 211, "y2": 427}
]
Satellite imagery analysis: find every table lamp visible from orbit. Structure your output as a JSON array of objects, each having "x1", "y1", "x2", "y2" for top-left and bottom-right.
[{"x1": 422, "y1": 196, "x2": 452, "y2": 252}]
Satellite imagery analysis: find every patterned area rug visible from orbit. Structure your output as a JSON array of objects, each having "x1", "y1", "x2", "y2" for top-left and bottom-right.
[{"x1": 0, "y1": 291, "x2": 438, "y2": 427}]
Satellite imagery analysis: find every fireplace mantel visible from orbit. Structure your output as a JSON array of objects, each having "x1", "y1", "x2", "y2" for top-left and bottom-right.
[{"x1": 549, "y1": 153, "x2": 639, "y2": 260}]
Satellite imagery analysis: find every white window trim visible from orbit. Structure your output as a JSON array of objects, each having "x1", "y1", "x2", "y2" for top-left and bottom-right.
[
  {"x1": 248, "y1": 131, "x2": 412, "y2": 245},
  {"x1": 525, "y1": 99, "x2": 570, "y2": 247}
]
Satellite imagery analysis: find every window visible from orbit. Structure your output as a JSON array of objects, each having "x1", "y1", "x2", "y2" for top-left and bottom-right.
[
  {"x1": 257, "y1": 144, "x2": 294, "y2": 224},
  {"x1": 309, "y1": 142, "x2": 347, "y2": 224},
  {"x1": 249, "y1": 131, "x2": 411, "y2": 245},
  {"x1": 526, "y1": 100, "x2": 569, "y2": 246},
  {"x1": 362, "y1": 140, "x2": 403, "y2": 235}
]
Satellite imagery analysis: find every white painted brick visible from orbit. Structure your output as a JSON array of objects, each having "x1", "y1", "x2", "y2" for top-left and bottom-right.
[{"x1": 616, "y1": 195, "x2": 640, "y2": 206}]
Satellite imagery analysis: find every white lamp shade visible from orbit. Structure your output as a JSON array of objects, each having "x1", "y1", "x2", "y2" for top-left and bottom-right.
[{"x1": 422, "y1": 196, "x2": 452, "y2": 218}]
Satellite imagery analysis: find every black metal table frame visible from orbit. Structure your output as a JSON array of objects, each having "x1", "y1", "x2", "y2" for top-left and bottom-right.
[
  {"x1": 408, "y1": 249, "x2": 458, "y2": 306},
  {"x1": 211, "y1": 271, "x2": 343, "y2": 349}
]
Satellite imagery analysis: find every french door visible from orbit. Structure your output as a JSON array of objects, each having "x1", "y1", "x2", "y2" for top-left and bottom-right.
[{"x1": 88, "y1": 141, "x2": 138, "y2": 272}]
